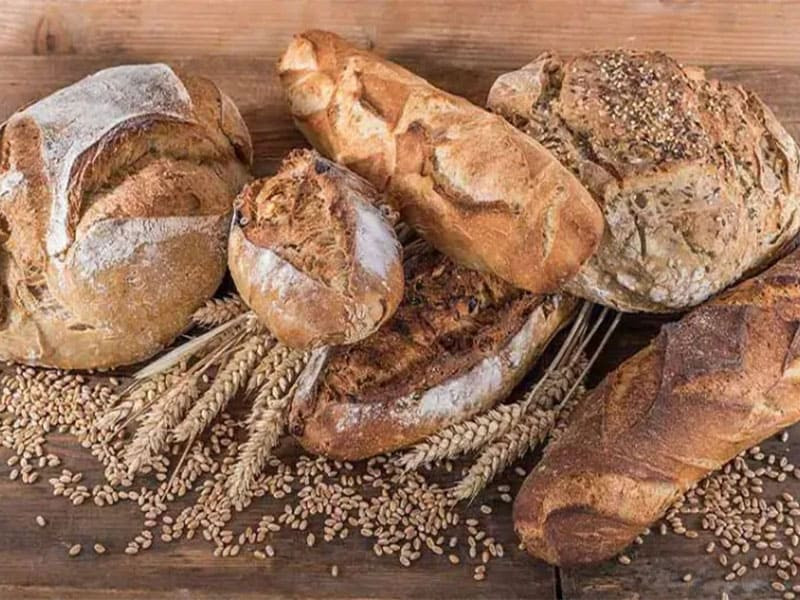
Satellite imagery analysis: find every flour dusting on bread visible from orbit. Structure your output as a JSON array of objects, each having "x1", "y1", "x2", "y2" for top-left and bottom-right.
[{"x1": 17, "y1": 64, "x2": 195, "y2": 256}]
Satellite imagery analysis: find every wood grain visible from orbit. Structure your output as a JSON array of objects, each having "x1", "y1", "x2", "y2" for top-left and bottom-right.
[{"x1": 3, "y1": 1, "x2": 800, "y2": 67}]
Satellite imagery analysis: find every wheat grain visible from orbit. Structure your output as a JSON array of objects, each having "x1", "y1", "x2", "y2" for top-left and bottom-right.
[
  {"x1": 192, "y1": 295, "x2": 248, "y2": 328},
  {"x1": 228, "y1": 350, "x2": 308, "y2": 506},
  {"x1": 172, "y1": 335, "x2": 270, "y2": 443}
]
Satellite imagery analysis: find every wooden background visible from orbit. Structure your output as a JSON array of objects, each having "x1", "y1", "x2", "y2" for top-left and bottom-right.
[{"x1": 2, "y1": 1, "x2": 800, "y2": 598}]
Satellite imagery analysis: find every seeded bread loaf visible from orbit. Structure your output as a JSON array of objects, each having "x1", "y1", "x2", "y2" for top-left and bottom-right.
[
  {"x1": 229, "y1": 149, "x2": 404, "y2": 349},
  {"x1": 0, "y1": 64, "x2": 252, "y2": 369},
  {"x1": 488, "y1": 50, "x2": 800, "y2": 312},
  {"x1": 288, "y1": 242, "x2": 577, "y2": 460},
  {"x1": 514, "y1": 245, "x2": 800, "y2": 566},
  {"x1": 278, "y1": 30, "x2": 603, "y2": 294}
]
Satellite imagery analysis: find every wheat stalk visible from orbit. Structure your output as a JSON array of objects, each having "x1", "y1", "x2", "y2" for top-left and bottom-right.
[
  {"x1": 172, "y1": 334, "x2": 271, "y2": 443},
  {"x1": 450, "y1": 381, "x2": 587, "y2": 501},
  {"x1": 125, "y1": 376, "x2": 200, "y2": 475},
  {"x1": 192, "y1": 295, "x2": 248, "y2": 328},
  {"x1": 227, "y1": 350, "x2": 309, "y2": 507}
]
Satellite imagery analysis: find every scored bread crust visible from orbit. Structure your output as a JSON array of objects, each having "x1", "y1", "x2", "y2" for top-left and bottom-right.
[
  {"x1": 288, "y1": 243, "x2": 578, "y2": 460},
  {"x1": 514, "y1": 245, "x2": 800, "y2": 566},
  {"x1": 0, "y1": 64, "x2": 252, "y2": 369},
  {"x1": 278, "y1": 30, "x2": 603, "y2": 294},
  {"x1": 228, "y1": 149, "x2": 404, "y2": 349},
  {"x1": 488, "y1": 50, "x2": 800, "y2": 312}
]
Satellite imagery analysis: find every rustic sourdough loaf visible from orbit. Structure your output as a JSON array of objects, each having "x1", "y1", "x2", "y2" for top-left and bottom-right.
[
  {"x1": 0, "y1": 64, "x2": 252, "y2": 369},
  {"x1": 488, "y1": 50, "x2": 800, "y2": 312},
  {"x1": 278, "y1": 30, "x2": 603, "y2": 294},
  {"x1": 514, "y1": 245, "x2": 800, "y2": 566},
  {"x1": 288, "y1": 241, "x2": 577, "y2": 460},
  {"x1": 229, "y1": 149, "x2": 404, "y2": 349}
]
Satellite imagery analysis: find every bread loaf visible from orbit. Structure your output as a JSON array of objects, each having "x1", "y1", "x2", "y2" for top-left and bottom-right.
[
  {"x1": 288, "y1": 242, "x2": 577, "y2": 460},
  {"x1": 229, "y1": 149, "x2": 404, "y2": 349},
  {"x1": 278, "y1": 30, "x2": 603, "y2": 294},
  {"x1": 0, "y1": 64, "x2": 252, "y2": 369},
  {"x1": 489, "y1": 50, "x2": 800, "y2": 312},
  {"x1": 514, "y1": 245, "x2": 800, "y2": 565}
]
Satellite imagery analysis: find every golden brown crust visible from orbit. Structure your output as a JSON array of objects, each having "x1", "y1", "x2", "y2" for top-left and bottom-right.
[
  {"x1": 514, "y1": 246, "x2": 800, "y2": 565},
  {"x1": 0, "y1": 64, "x2": 252, "y2": 369},
  {"x1": 228, "y1": 149, "x2": 404, "y2": 349},
  {"x1": 278, "y1": 30, "x2": 603, "y2": 294},
  {"x1": 489, "y1": 50, "x2": 800, "y2": 312},
  {"x1": 288, "y1": 243, "x2": 578, "y2": 460}
]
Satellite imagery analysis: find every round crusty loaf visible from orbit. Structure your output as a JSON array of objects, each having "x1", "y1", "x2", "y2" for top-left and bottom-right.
[
  {"x1": 278, "y1": 30, "x2": 603, "y2": 295},
  {"x1": 488, "y1": 50, "x2": 800, "y2": 312},
  {"x1": 0, "y1": 64, "x2": 252, "y2": 369},
  {"x1": 229, "y1": 149, "x2": 404, "y2": 350},
  {"x1": 288, "y1": 242, "x2": 577, "y2": 460}
]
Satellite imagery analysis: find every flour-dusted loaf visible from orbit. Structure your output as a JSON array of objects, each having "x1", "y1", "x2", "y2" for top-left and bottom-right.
[
  {"x1": 278, "y1": 30, "x2": 603, "y2": 294},
  {"x1": 488, "y1": 50, "x2": 800, "y2": 312},
  {"x1": 288, "y1": 242, "x2": 577, "y2": 460},
  {"x1": 229, "y1": 149, "x2": 404, "y2": 349},
  {"x1": 514, "y1": 245, "x2": 800, "y2": 566},
  {"x1": 0, "y1": 64, "x2": 252, "y2": 369}
]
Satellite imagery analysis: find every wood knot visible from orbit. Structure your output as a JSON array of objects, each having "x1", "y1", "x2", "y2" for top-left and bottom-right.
[{"x1": 33, "y1": 11, "x2": 73, "y2": 55}]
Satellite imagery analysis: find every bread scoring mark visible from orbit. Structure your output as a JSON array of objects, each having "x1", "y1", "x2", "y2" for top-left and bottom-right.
[
  {"x1": 68, "y1": 215, "x2": 224, "y2": 278},
  {"x1": 14, "y1": 64, "x2": 194, "y2": 257},
  {"x1": 353, "y1": 198, "x2": 400, "y2": 281},
  {"x1": 332, "y1": 299, "x2": 549, "y2": 434},
  {"x1": 0, "y1": 170, "x2": 24, "y2": 200}
]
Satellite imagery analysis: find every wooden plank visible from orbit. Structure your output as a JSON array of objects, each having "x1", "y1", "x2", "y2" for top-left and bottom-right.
[
  {"x1": 1, "y1": 56, "x2": 800, "y2": 177},
  {"x1": 559, "y1": 426, "x2": 800, "y2": 600},
  {"x1": 3, "y1": 1, "x2": 800, "y2": 67},
  {"x1": 0, "y1": 433, "x2": 556, "y2": 599}
]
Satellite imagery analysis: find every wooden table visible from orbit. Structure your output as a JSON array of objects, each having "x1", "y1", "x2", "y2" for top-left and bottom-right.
[{"x1": 2, "y1": 2, "x2": 800, "y2": 598}]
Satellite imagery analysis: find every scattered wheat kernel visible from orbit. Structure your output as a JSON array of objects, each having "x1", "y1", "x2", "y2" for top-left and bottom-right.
[
  {"x1": 68, "y1": 544, "x2": 82, "y2": 557},
  {"x1": 618, "y1": 555, "x2": 631, "y2": 565},
  {"x1": 35, "y1": 515, "x2": 46, "y2": 527},
  {"x1": 448, "y1": 554, "x2": 460, "y2": 565},
  {"x1": 93, "y1": 543, "x2": 106, "y2": 555},
  {"x1": 480, "y1": 505, "x2": 492, "y2": 515},
  {"x1": 330, "y1": 565, "x2": 339, "y2": 577}
]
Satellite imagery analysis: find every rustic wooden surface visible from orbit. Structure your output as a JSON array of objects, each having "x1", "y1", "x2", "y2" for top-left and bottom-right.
[{"x1": 2, "y1": 2, "x2": 800, "y2": 598}]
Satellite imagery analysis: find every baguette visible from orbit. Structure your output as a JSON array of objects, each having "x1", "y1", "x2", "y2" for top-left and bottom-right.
[
  {"x1": 278, "y1": 30, "x2": 603, "y2": 294},
  {"x1": 514, "y1": 246, "x2": 800, "y2": 565},
  {"x1": 0, "y1": 64, "x2": 251, "y2": 369},
  {"x1": 489, "y1": 50, "x2": 800, "y2": 312},
  {"x1": 288, "y1": 242, "x2": 577, "y2": 460},
  {"x1": 229, "y1": 149, "x2": 403, "y2": 349}
]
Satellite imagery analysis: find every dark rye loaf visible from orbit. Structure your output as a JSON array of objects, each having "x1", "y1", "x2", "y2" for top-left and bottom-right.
[{"x1": 288, "y1": 242, "x2": 577, "y2": 460}]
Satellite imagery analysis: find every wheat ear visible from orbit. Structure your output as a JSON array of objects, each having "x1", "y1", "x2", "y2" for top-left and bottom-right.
[
  {"x1": 450, "y1": 380, "x2": 587, "y2": 501},
  {"x1": 227, "y1": 349, "x2": 309, "y2": 507},
  {"x1": 398, "y1": 303, "x2": 594, "y2": 470},
  {"x1": 192, "y1": 294, "x2": 248, "y2": 328},
  {"x1": 172, "y1": 334, "x2": 271, "y2": 443},
  {"x1": 124, "y1": 377, "x2": 200, "y2": 475}
]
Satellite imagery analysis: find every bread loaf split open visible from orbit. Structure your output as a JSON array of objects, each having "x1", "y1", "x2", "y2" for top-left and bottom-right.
[
  {"x1": 228, "y1": 149, "x2": 404, "y2": 350},
  {"x1": 288, "y1": 241, "x2": 577, "y2": 460}
]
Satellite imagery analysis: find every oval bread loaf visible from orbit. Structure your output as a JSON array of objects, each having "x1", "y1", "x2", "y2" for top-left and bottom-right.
[
  {"x1": 229, "y1": 149, "x2": 404, "y2": 349},
  {"x1": 514, "y1": 245, "x2": 800, "y2": 565},
  {"x1": 488, "y1": 50, "x2": 800, "y2": 312},
  {"x1": 288, "y1": 241, "x2": 578, "y2": 460},
  {"x1": 0, "y1": 64, "x2": 252, "y2": 369},
  {"x1": 278, "y1": 30, "x2": 603, "y2": 294}
]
